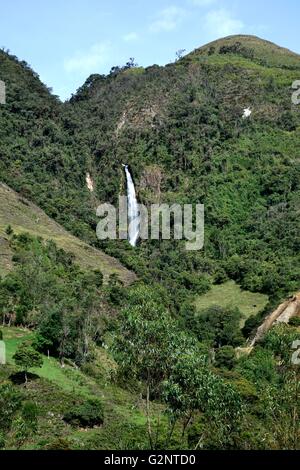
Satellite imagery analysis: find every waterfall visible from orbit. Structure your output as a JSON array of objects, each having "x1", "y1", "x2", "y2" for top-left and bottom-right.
[{"x1": 123, "y1": 164, "x2": 139, "y2": 247}]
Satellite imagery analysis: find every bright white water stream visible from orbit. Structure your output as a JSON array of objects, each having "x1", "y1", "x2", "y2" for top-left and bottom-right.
[{"x1": 123, "y1": 165, "x2": 139, "y2": 246}]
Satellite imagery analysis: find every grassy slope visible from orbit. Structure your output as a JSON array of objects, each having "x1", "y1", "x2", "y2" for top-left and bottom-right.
[
  {"x1": 189, "y1": 34, "x2": 300, "y2": 69},
  {"x1": 194, "y1": 280, "x2": 268, "y2": 326},
  {"x1": 0, "y1": 183, "x2": 136, "y2": 284},
  {"x1": 1, "y1": 326, "x2": 168, "y2": 450}
]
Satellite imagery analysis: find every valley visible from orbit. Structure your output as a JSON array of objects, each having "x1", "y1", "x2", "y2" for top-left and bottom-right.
[{"x1": 0, "y1": 34, "x2": 299, "y2": 450}]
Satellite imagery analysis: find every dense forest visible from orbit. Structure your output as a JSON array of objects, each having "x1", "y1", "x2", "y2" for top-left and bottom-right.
[{"x1": 0, "y1": 35, "x2": 299, "y2": 450}]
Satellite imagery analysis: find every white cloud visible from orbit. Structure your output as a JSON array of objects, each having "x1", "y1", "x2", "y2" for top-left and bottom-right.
[
  {"x1": 190, "y1": 0, "x2": 216, "y2": 6},
  {"x1": 149, "y1": 6, "x2": 186, "y2": 33},
  {"x1": 123, "y1": 32, "x2": 139, "y2": 42},
  {"x1": 64, "y1": 42, "x2": 111, "y2": 74},
  {"x1": 205, "y1": 9, "x2": 244, "y2": 37}
]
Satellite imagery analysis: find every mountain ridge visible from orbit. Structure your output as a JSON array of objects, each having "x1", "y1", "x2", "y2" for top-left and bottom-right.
[
  {"x1": 1, "y1": 34, "x2": 300, "y2": 307},
  {"x1": 190, "y1": 34, "x2": 300, "y2": 59},
  {"x1": 1, "y1": 34, "x2": 300, "y2": 451}
]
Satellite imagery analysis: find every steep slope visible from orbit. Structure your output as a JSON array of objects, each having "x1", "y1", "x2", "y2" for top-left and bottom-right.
[
  {"x1": 65, "y1": 35, "x2": 300, "y2": 303},
  {"x1": 0, "y1": 48, "x2": 98, "y2": 243},
  {"x1": 189, "y1": 34, "x2": 300, "y2": 69},
  {"x1": 250, "y1": 291, "x2": 300, "y2": 346},
  {"x1": 1, "y1": 37, "x2": 300, "y2": 450},
  {"x1": 1, "y1": 36, "x2": 300, "y2": 309},
  {"x1": 0, "y1": 326, "x2": 158, "y2": 450},
  {"x1": 0, "y1": 183, "x2": 136, "y2": 284}
]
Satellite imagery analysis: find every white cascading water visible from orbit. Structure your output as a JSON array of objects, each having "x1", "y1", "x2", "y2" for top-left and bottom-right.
[{"x1": 123, "y1": 164, "x2": 140, "y2": 247}]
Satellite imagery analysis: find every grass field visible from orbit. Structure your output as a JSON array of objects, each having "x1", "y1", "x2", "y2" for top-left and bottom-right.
[
  {"x1": 0, "y1": 183, "x2": 136, "y2": 284},
  {"x1": 0, "y1": 326, "x2": 169, "y2": 450},
  {"x1": 194, "y1": 280, "x2": 268, "y2": 326}
]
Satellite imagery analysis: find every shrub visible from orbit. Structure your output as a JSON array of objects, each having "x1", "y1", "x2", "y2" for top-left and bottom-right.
[
  {"x1": 13, "y1": 342, "x2": 43, "y2": 384},
  {"x1": 63, "y1": 399, "x2": 104, "y2": 427},
  {"x1": 22, "y1": 401, "x2": 38, "y2": 432},
  {"x1": 289, "y1": 317, "x2": 300, "y2": 327},
  {"x1": 215, "y1": 346, "x2": 236, "y2": 369},
  {"x1": 80, "y1": 362, "x2": 101, "y2": 379},
  {"x1": 5, "y1": 225, "x2": 13, "y2": 235},
  {"x1": 190, "y1": 306, "x2": 244, "y2": 347},
  {"x1": 0, "y1": 383, "x2": 23, "y2": 432},
  {"x1": 213, "y1": 268, "x2": 228, "y2": 284}
]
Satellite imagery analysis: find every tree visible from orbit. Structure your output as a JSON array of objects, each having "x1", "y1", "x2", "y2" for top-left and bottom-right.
[
  {"x1": 190, "y1": 305, "x2": 244, "y2": 347},
  {"x1": 0, "y1": 383, "x2": 23, "y2": 432},
  {"x1": 13, "y1": 342, "x2": 43, "y2": 385},
  {"x1": 175, "y1": 49, "x2": 186, "y2": 61},
  {"x1": 215, "y1": 345, "x2": 236, "y2": 369},
  {"x1": 112, "y1": 285, "x2": 179, "y2": 448},
  {"x1": 163, "y1": 352, "x2": 244, "y2": 449},
  {"x1": 162, "y1": 353, "x2": 208, "y2": 441}
]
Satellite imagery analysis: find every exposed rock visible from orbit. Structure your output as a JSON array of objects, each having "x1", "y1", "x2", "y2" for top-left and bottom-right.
[
  {"x1": 86, "y1": 172, "x2": 94, "y2": 192},
  {"x1": 242, "y1": 107, "x2": 252, "y2": 118},
  {"x1": 139, "y1": 165, "x2": 163, "y2": 202},
  {"x1": 250, "y1": 292, "x2": 300, "y2": 346}
]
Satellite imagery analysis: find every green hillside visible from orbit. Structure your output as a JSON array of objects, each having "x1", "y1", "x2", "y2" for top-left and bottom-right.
[
  {"x1": 194, "y1": 280, "x2": 268, "y2": 327},
  {"x1": 0, "y1": 35, "x2": 300, "y2": 450},
  {"x1": 189, "y1": 34, "x2": 300, "y2": 69},
  {"x1": 0, "y1": 326, "x2": 162, "y2": 450},
  {"x1": 62, "y1": 34, "x2": 300, "y2": 308},
  {"x1": 0, "y1": 183, "x2": 136, "y2": 283},
  {"x1": 1, "y1": 36, "x2": 300, "y2": 307}
]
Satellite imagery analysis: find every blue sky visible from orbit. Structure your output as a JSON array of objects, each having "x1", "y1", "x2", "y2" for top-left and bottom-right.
[{"x1": 0, "y1": 0, "x2": 299, "y2": 100}]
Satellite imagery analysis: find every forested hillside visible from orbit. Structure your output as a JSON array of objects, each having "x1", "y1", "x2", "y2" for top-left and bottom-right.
[
  {"x1": 0, "y1": 35, "x2": 300, "y2": 450},
  {"x1": 65, "y1": 35, "x2": 300, "y2": 308},
  {"x1": 1, "y1": 35, "x2": 300, "y2": 308},
  {"x1": 0, "y1": 182, "x2": 135, "y2": 283}
]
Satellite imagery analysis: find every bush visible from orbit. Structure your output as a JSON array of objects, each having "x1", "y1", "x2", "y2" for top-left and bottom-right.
[
  {"x1": 215, "y1": 346, "x2": 236, "y2": 369},
  {"x1": 242, "y1": 314, "x2": 260, "y2": 338},
  {"x1": 289, "y1": 317, "x2": 300, "y2": 327},
  {"x1": 0, "y1": 432, "x2": 5, "y2": 449},
  {"x1": 213, "y1": 268, "x2": 229, "y2": 284},
  {"x1": 5, "y1": 225, "x2": 13, "y2": 236},
  {"x1": 63, "y1": 399, "x2": 104, "y2": 427},
  {"x1": 0, "y1": 383, "x2": 23, "y2": 432},
  {"x1": 22, "y1": 401, "x2": 38, "y2": 431},
  {"x1": 236, "y1": 347, "x2": 277, "y2": 386},
  {"x1": 45, "y1": 437, "x2": 72, "y2": 450},
  {"x1": 80, "y1": 362, "x2": 101, "y2": 379},
  {"x1": 190, "y1": 306, "x2": 244, "y2": 347},
  {"x1": 231, "y1": 378, "x2": 258, "y2": 404}
]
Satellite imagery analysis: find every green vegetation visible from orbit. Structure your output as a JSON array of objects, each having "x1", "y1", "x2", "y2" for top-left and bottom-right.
[
  {"x1": 63, "y1": 398, "x2": 104, "y2": 428},
  {"x1": 1, "y1": 35, "x2": 300, "y2": 308},
  {"x1": 194, "y1": 281, "x2": 269, "y2": 326},
  {"x1": 13, "y1": 342, "x2": 43, "y2": 385},
  {"x1": 0, "y1": 232, "x2": 112, "y2": 365},
  {"x1": 0, "y1": 183, "x2": 135, "y2": 283},
  {"x1": 0, "y1": 275, "x2": 300, "y2": 449},
  {"x1": 186, "y1": 305, "x2": 244, "y2": 347},
  {"x1": 0, "y1": 35, "x2": 300, "y2": 449},
  {"x1": 0, "y1": 326, "x2": 155, "y2": 450}
]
